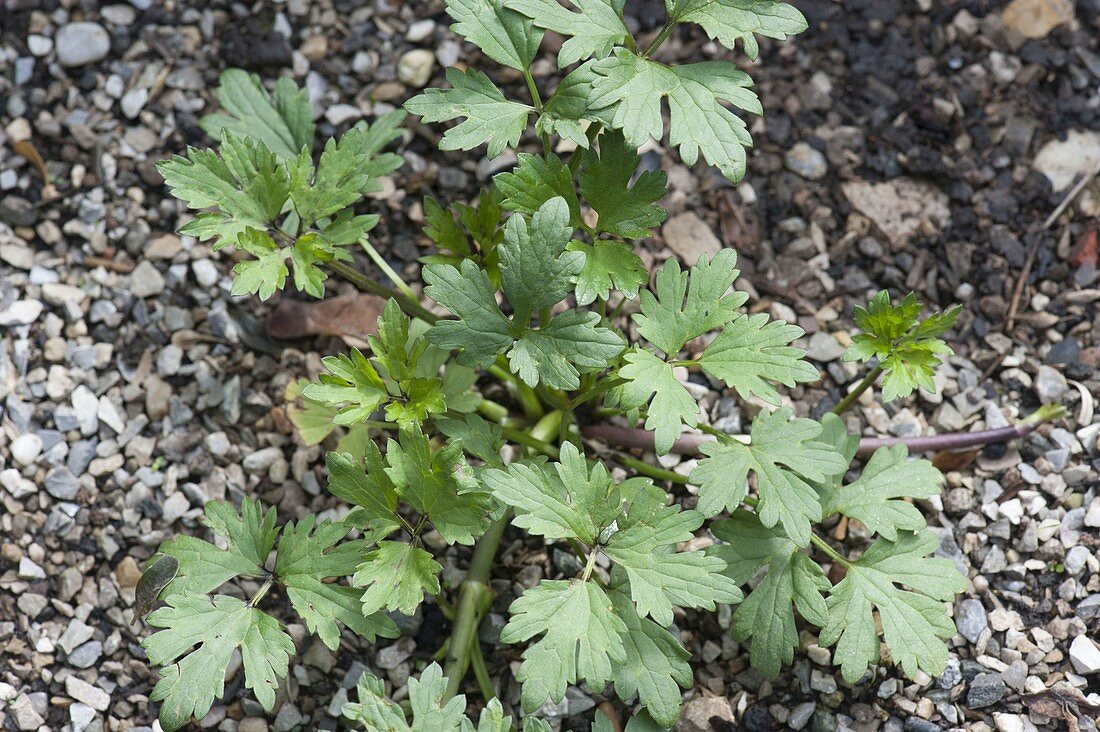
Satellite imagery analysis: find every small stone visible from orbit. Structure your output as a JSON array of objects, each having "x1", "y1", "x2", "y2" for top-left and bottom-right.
[
  {"x1": 65, "y1": 677, "x2": 111, "y2": 712},
  {"x1": 1034, "y1": 365, "x2": 1067, "y2": 402},
  {"x1": 1033, "y1": 130, "x2": 1100, "y2": 192},
  {"x1": 992, "y1": 714, "x2": 1029, "y2": 732},
  {"x1": 147, "y1": 234, "x2": 182, "y2": 260},
  {"x1": 0, "y1": 300, "x2": 43, "y2": 326},
  {"x1": 68, "y1": 640, "x2": 104, "y2": 668},
  {"x1": 44, "y1": 466, "x2": 78, "y2": 502},
  {"x1": 662, "y1": 212, "x2": 722, "y2": 263},
  {"x1": 805, "y1": 331, "x2": 847, "y2": 361},
  {"x1": 130, "y1": 260, "x2": 167, "y2": 297},
  {"x1": 10, "y1": 694, "x2": 45, "y2": 731},
  {"x1": 397, "y1": 49, "x2": 435, "y2": 88},
  {"x1": 97, "y1": 396, "x2": 126, "y2": 434},
  {"x1": 27, "y1": 34, "x2": 52, "y2": 57},
  {"x1": 115, "y1": 556, "x2": 143, "y2": 588},
  {"x1": 1064, "y1": 545, "x2": 1090, "y2": 574},
  {"x1": 42, "y1": 283, "x2": 87, "y2": 307},
  {"x1": 677, "y1": 696, "x2": 735, "y2": 732},
  {"x1": 70, "y1": 703, "x2": 96, "y2": 732},
  {"x1": 785, "y1": 142, "x2": 828, "y2": 180},
  {"x1": 56, "y1": 23, "x2": 111, "y2": 67},
  {"x1": 789, "y1": 702, "x2": 815, "y2": 730},
  {"x1": 239, "y1": 718, "x2": 269, "y2": 732},
  {"x1": 18, "y1": 556, "x2": 46, "y2": 579},
  {"x1": 1001, "y1": 0, "x2": 1075, "y2": 39},
  {"x1": 406, "y1": 19, "x2": 436, "y2": 42},
  {"x1": 17, "y1": 592, "x2": 48, "y2": 618},
  {"x1": 955, "y1": 598, "x2": 988, "y2": 643},
  {"x1": 842, "y1": 179, "x2": 950, "y2": 245},
  {"x1": 0, "y1": 243, "x2": 34, "y2": 269},
  {"x1": 162, "y1": 492, "x2": 190, "y2": 524},
  {"x1": 1069, "y1": 635, "x2": 1100, "y2": 674},
  {"x1": 324, "y1": 104, "x2": 362, "y2": 126},
  {"x1": 10, "y1": 433, "x2": 43, "y2": 466},
  {"x1": 243, "y1": 446, "x2": 283, "y2": 473},
  {"x1": 967, "y1": 673, "x2": 1007, "y2": 708},
  {"x1": 205, "y1": 431, "x2": 231, "y2": 456}
]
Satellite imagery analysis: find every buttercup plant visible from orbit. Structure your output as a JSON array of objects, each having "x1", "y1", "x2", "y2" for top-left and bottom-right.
[{"x1": 139, "y1": 1, "x2": 978, "y2": 729}]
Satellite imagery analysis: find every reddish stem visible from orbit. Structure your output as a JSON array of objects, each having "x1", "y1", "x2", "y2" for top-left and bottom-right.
[{"x1": 582, "y1": 419, "x2": 1046, "y2": 458}]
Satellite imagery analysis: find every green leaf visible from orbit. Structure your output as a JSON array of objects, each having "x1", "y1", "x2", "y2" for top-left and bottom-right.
[
  {"x1": 424, "y1": 196, "x2": 472, "y2": 257},
  {"x1": 144, "y1": 594, "x2": 294, "y2": 729},
  {"x1": 609, "y1": 589, "x2": 692, "y2": 727},
  {"x1": 231, "y1": 228, "x2": 288, "y2": 301},
  {"x1": 436, "y1": 413, "x2": 506, "y2": 467},
  {"x1": 200, "y1": 69, "x2": 314, "y2": 160},
  {"x1": 710, "y1": 511, "x2": 829, "y2": 678},
  {"x1": 568, "y1": 239, "x2": 648, "y2": 306},
  {"x1": 355, "y1": 540, "x2": 443, "y2": 616},
  {"x1": 537, "y1": 61, "x2": 612, "y2": 149},
  {"x1": 405, "y1": 68, "x2": 532, "y2": 158},
  {"x1": 158, "y1": 132, "x2": 289, "y2": 246},
  {"x1": 494, "y1": 153, "x2": 583, "y2": 225},
  {"x1": 844, "y1": 291, "x2": 961, "y2": 402},
  {"x1": 275, "y1": 515, "x2": 399, "y2": 649},
  {"x1": 820, "y1": 445, "x2": 942, "y2": 540},
  {"x1": 672, "y1": 0, "x2": 807, "y2": 60},
  {"x1": 698, "y1": 314, "x2": 819, "y2": 404},
  {"x1": 506, "y1": 0, "x2": 629, "y2": 67},
  {"x1": 589, "y1": 50, "x2": 761, "y2": 182},
  {"x1": 578, "y1": 130, "x2": 668, "y2": 238},
  {"x1": 604, "y1": 486, "x2": 741, "y2": 626},
  {"x1": 344, "y1": 663, "x2": 471, "y2": 731},
  {"x1": 689, "y1": 408, "x2": 848, "y2": 545},
  {"x1": 481, "y1": 441, "x2": 620, "y2": 544},
  {"x1": 346, "y1": 110, "x2": 408, "y2": 189},
  {"x1": 385, "y1": 430, "x2": 492, "y2": 545},
  {"x1": 507, "y1": 310, "x2": 623, "y2": 390},
  {"x1": 500, "y1": 579, "x2": 627, "y2": 711},
  {"x1": 326, "y1": 445, "x2": 402, "y2": 537},
  {"x1": 616, "y1": 348, "x2": 698, "y2": 455},
  {"x1": 158, "y1": 498, "x2": 277, "y2": 596},
  {"x1": 634, "y1": 249, "x2": 745, "y2": 356},
  {"x1": 498, "y1": 197, "x2": 583, "y2": 323},
  {"x1": 424, "y1": 260, "x2": 514, "y2": 367},
  {"x1": 288, "y1": 135, "x2": 374, "y2": 226},
  {"x1": 445, "y1": 0, "x2": 543, "y2": 71},
  {"x1": 820, "y1": 531, "x2": 966, "y2": 683},
  {"x1": 302, "y1": 348, "x2": 389, "y2": 425}
]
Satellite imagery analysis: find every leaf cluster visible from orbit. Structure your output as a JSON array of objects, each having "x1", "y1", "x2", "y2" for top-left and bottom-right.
[{"x1": 159, "y1": 69, "x2": 404, "y2": 300}]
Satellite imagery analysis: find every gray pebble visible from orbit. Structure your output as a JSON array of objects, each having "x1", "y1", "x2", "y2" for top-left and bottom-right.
[{"x1": 56, "y1": 23, "x2": 111, "y2": 67}]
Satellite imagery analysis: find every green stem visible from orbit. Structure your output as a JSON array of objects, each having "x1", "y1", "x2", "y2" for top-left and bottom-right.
[
  {"x1": 360, "y1": 238, "x2": 416, "y2": 299},
  {"x1": 616, "y1": 454, "x2": 689, "y2": 485},
  {"x1": 443, "y1": 511, "x2": 510, "y2": 701},
  {"x1": 831, "y1": 365, "x2": 884, "y2": 416},
  {"x1": 324, "y1": 260, "x2": 438, "y2": 324},
  {"x1": 569, "y1": 377, "x2": 624, "y2": 410},
  {"x1": 643, "y1": 20, "x2": 678, "y2": 58},
  {"x1": 476, "y1": 399, "x2": 510, "y2": 424},
  {"x1": 469, "y1": 637, "x2": 496, "y2": 702},
  {"x1": 809, "y1": 532, "x2": 850, "y2": 567},
  {"x1": 580, "y1": 543, "x2": 600, "y2": 582},
  {"x1": 490, "y1": 360, "x2": 544, "y2": 420},
  {"x1": 501, "y1": 425, "x2": 558, "y2": 457}
]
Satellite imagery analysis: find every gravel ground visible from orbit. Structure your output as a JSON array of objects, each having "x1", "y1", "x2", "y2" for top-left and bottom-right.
[{"x1": 1, "y1": 1, "x2": 1099, "y2": 731}]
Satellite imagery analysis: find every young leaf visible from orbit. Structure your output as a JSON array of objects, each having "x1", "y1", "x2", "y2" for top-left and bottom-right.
[
  {"x1": 275, "y1": 516, "x2": 399, "y2": 649},
  {"x1": 344, "y1": 662, "x2": 471, "y2": 731},
  {"x1": 537, "y1": 61, "x2": 613, "y2": 148},
  {"x1": 589, "y1": 50, "x2": 762, "y2": 182},
  {"x1": 424, "y1": 260, "x2": 514, "y2": 367},
  {"x1": 424, "y1": 196, "x2": 472, "y2": 258},
  {"x1": 698, "y1": 314, "x2": 819, "y2": 404},
  {"x1": 500, "y1": 579, "x2": 628, "y2": 711},
  {"x1": 568, "y1": 240, "x2": 648, "y2": 306},
  {"x1": 355, "y1": 540, "x2": 443, "y2": 615},
  {"x1": 385, "y1": 430, "x2": 492, "y2": 545},
  {"x1": 604, "y1": 486, "x2": 741, "y2": 626},
  {"x1": 505, "y1": 0, "x2": 630, "y2": 67},
  {"x1": 445, "y1": 0, "x2": 543, "y2": 71},
  {"x1": 609, "y1": 588, "x2": 693, "y2": 728},
  {"x1": 405, "y1": 68, "x2": 532, "y2": 158},
  {"x1": 672, "y1": 0, "x2": 808, "y2": 60},
  {"x1": 159, "y1": 133, "x2": 289, "y2": 247},
  {"x1": 507, "y1": 309, "x2": 623, "y2": 390},
  {"x1": 844, "y1": 291, "x2": 961, "y2": 402},
  {"x1": 231, "y1": 229, "x2": 288, "y2": 300},
  {"x1": 494, "y1": 153, "x2": 583, "y2": 225},
  {"x1": 143, "y1": 595, "x2": 294, "y2": 730},
  {"x1": 690, "y1": 408, "x2": 848, "y2": 545},
  {"x1": 578, "y1": 130, "x2": 668, "y2": 238},
  {"x1": 820, "y1": 531, "x2": 967, "y2": 683},
  {"x1": 819, "y1": 445, "x2": 942, "y2": 540},
  {"x1": 616, "y1": 348, "x2": 698, "y2": 455},
  {"x1": 710, "y1": 511, "x2": 829, "y2": 678},
  {"x1": 634, "y1": 249, "x2": 745, "y2": 357},
  {"x1": 301, "y1": 348, "x2": 389, "y2": 425},
  {"x1": 200, "y1": 69, "x2": 314, "y2": 160},
  {"x1": 498, "y1": 197, "x2": 583, "y2": 323}
]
